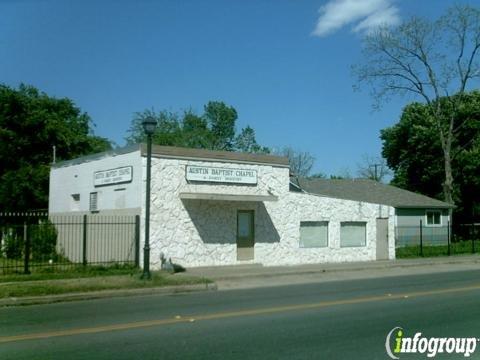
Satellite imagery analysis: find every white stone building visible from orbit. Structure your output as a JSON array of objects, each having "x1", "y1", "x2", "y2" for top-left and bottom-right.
[{"x1": 49, "y1": 144, "x2": 397, "y2": 268}]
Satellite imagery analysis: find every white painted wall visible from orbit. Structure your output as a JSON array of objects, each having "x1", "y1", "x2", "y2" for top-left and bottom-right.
[
  {"x1": 49, "y1": 150, "x2": 142, "y2": 214},
  {"x1": 141, "y1": 156, "x2": 396, "y2": 269}
]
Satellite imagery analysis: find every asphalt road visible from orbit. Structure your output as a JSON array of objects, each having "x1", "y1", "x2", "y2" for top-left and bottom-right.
[{"x1": 1, "y1": 270, "x2": 480, "y2": 359}]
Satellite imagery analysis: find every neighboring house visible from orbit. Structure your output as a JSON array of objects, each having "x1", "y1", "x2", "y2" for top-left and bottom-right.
[
  {"x1": 49, "y1": 144, "x2": 397, "y2": 268},
  {"x1": 292, "y1": 178, "x2": 455, "y2": 247}
]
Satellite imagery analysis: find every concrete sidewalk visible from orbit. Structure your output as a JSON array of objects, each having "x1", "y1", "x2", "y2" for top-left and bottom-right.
[{"x1": 180, "y1": 255, "x2": 480, "y2": 290}]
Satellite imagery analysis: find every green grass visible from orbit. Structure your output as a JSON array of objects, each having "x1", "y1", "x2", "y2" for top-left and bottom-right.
[
  {"x1": 0, "y1": 263, "x2": 139, "y2": 282},
  {"x1": 0, "y1": 271, "x2": 211, "y2": 299},
  {"x1": 396, "y1": 240, "x2": 478, "y2": 258}
]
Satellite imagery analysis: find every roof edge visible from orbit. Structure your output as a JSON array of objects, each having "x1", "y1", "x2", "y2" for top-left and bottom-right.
[
  {"x1": 296, "y1": 177, "x2": 455, "y2": 209},
  {"x1": 51, "y1": 144, "x2": 141, "y2": 168},
  {"x1": 140, "y1": 144, "x2": 290, "y2": 167},
  {"x1": 395, "y1": 205, "x2": 456, "y2": 209}
]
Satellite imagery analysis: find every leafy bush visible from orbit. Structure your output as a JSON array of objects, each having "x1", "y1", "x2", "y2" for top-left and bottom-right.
[
  {"x1": 2, "y1": 230, "x2": 23, "y2": 259},
  {"x1": 30, "y1": 220, "x2": 58, "y2": 261}
]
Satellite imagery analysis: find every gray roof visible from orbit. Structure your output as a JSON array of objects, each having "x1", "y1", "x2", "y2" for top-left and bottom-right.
[
  {"x1": 142, "y1": 144, "x2": 289, "y2": 167},
  {"x1": 293, "y1": 178, "x2": 454, "y2": 209},
  {"x1": 53, "y1": 144, "x2": 289, "y2": 168}
]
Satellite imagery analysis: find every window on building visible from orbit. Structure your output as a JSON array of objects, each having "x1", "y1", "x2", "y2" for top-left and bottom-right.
[
  {"x1": 426, "y1": 210, "x2": 441, "y2": 226},
  {"x1": 89, "y1": 192, "x2": 98, "y2": 212},
  {"x1": 300, "y1": 221, "x2": 328, "y2": 248},
  {"x1": 70, "y1": 194, "x2": 80, "y2": 211},
  {"x1": 340, "y1": 222, "x2": 366, "y2": 247}
]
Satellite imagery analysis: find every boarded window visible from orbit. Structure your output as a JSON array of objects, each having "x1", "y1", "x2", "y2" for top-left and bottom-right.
[
  {"x1": 300, "y1": 221, "x2": 328, "y2": 248},
  {"x1": 340, "y1": 222, "x2": 366, "y2": 247},
  {"x1": 70, "y1": 194, "x2": 80, "y2": 211},
  {"x1": 89, "y1": 192, "x2": 98, "y2": 212},
  {"x1": 114, "y1": 188, "x2": 126, "y2": 209},
  {"x1": 426, "y1": 211, "x2": 441, "y2": 226}
]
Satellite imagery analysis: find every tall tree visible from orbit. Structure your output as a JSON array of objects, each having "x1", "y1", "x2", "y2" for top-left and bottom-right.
[
  {"x1": 203, "y1": 101, "x2": 237, "y2": 151},
  {"x1": 0, "y1": 84, "x2": 111, "y2": 211},
  {"x1": 125, "y1": 109, "x2": 182, "y2": 146},
  {"x1": 181, "y1": 110, "x2": 212, "y2": 149},
  {"x1": 381, "y1": 91, "x2": 480, "y2": 223},
  {"x1": 354, "y1": 4, "x2": 480, "y2": 205},
  {"x1": 125, "y1": 101, "x2": 269, "y2": 154},
  {"x1": 234, "y1": 126, "x2": 270, "y2": 154}
]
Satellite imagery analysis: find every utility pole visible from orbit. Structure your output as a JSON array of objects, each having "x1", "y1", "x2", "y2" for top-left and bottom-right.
[{"x1": 370, "y1": 163, "x2": 381, "y2": 181}]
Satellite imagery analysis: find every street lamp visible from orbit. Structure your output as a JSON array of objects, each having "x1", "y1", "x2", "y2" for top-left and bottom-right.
[{"x1": 141, "y1": 116, "x2": 156, "y2": 279}]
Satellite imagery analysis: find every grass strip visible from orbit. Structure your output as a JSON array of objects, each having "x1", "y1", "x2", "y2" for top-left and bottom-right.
[
  {"x1": 396, "y1": 240, "x2": 477, "y2": 258},
  {"x1": 0, "y1": 264, "x2": 139, "y2": 283},
  {"x1": 0, "y1": 272, "x2": 211, "y2": 298}
]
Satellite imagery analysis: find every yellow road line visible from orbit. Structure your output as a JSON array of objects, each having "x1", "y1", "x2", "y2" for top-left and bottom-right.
[{"x1": 1, "y1": 283, "x2": 480, "y2": 344}]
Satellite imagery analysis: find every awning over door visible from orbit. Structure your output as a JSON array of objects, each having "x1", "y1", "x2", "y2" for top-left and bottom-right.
[{"x1": 179, "y1": 192, "x2": 278, "y2": 202}]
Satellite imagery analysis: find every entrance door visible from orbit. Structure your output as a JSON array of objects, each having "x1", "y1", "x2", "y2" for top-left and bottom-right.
[
  {"x1": 237, "y1": 210, "x2": 254, "y2": 261},
  {"x1": 376, "y1": 218, "x2": 389, "y2": 260}
]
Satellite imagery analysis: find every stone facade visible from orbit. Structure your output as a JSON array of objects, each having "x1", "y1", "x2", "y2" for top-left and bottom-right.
[{"x1": 141, "y1": 156, "x2": 395, "y2": 269}]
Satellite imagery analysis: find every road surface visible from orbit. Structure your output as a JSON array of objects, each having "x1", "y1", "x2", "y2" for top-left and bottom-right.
[{"x1": 1, "y1": 269, "x2": 480, "y2": 359}]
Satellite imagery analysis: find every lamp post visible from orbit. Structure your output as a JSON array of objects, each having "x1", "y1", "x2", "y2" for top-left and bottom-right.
[{"x1": 141, "y1": 116, "x2": 157, "y2": 279}]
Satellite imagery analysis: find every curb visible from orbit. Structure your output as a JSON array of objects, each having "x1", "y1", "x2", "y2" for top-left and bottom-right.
[
  {"x1": 0, "y1": 282, "x2": 218, "y2": 307},
  {"x1": 198, "y1": 257, "x2": 480, "y2": 282}
]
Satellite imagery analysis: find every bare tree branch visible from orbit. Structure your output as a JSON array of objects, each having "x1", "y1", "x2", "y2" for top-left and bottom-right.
[{"x1": 353, "y1": 5, "x2": 480, "y2": 205}]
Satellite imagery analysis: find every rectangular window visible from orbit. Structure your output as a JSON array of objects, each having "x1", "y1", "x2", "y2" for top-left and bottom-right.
[
  {"x1": 426, "y1": 210, "x2": 441, "y2": 226},
  {"x1": 70, "y1": 194, "x2": 80, "y2": 211},
  {"x1": 300, "y1": 221, "x2": 328, "y2": 248},
  {"x1": 340, "y1": 222, "x2": 366, "y2": 247},
  {"x1": 89, "y1": 192, "x2": 98, "y2": 212}
]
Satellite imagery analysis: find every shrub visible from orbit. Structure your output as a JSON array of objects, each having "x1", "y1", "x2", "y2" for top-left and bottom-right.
[
  {"x1": 2, "y1": 230, "x2": 24, "y2": 259},
  {"x1": 30, "y1": 220, "x2": 58, "y2": 261}
]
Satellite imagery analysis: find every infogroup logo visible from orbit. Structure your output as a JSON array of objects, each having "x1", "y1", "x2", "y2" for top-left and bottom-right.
[{"x1": 385, "y1": 327, "x2": 478, "y2": 359}]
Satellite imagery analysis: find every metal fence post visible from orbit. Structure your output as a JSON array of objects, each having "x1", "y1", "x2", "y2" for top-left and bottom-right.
[
  {"x1": 23, "y1": 221, "x2": 30, "y2": 274},
  {"x1": 134, "y1": 215, "x2": 140, "y2": 267},
  {"x1": 447, "y1": 220, "x2": 451, "y2": 256},
  {"x1": 83, "y1": 214, "x2": 87, "y2": 266},
  {"x1": 420, "y1": 219, "x2": 423, "y2": 257}
]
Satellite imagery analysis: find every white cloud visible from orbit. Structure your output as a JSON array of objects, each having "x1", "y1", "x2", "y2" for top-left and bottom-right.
[
  {"x1": 353, "y1": 5, "x2": 400, "y2": 33},
  {"x1": 312, "y1": 0, "x2": 400, "y2": 37}
]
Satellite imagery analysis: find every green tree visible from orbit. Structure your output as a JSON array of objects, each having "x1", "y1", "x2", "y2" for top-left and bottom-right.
[
  {"x1": 381, "y1": 91, "x2": 480, "y2": 223},
  {"x1": 126, "y1": 109, "x2": 182, "y2": 146},
  {"x1": 203, "y1": 101, "x2": 237, "y2": 151},
  {"x1": 234, "y1": 126, "x2": 270, "y2": 154},
  {"x1": 354, "y1": 5, "x2": 480, "y2": 205},
  {"x1": 125, "y1": 101, "x2": 269, "y2": 154},
  {"x1": 182, "y1": 110, "x2": 212, "y2": 149},
  {"x1": 0, "y1": 84, "x2": 111, "y2": 211}
]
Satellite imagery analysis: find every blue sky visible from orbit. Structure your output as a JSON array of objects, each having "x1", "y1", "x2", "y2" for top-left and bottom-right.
[{"x1": 1, "y1": 0, "x2": 477, "y2": 176}]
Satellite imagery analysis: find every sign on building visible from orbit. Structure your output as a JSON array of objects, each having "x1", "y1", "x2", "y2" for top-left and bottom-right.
[
  {"x1": 94, "y1": 166, "x2": 133, "y2": 187},
  {"x1": 186, "y1": 165, "x2": 257, "y2": 185}
]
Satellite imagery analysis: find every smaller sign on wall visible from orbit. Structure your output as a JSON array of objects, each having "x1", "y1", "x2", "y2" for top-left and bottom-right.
[
  {"x1": 94, "y1": 166, "x2": 133, "y2": 187},
  {"x1": 186, "y1": 165, "x2": 257, "y2": 185}
]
